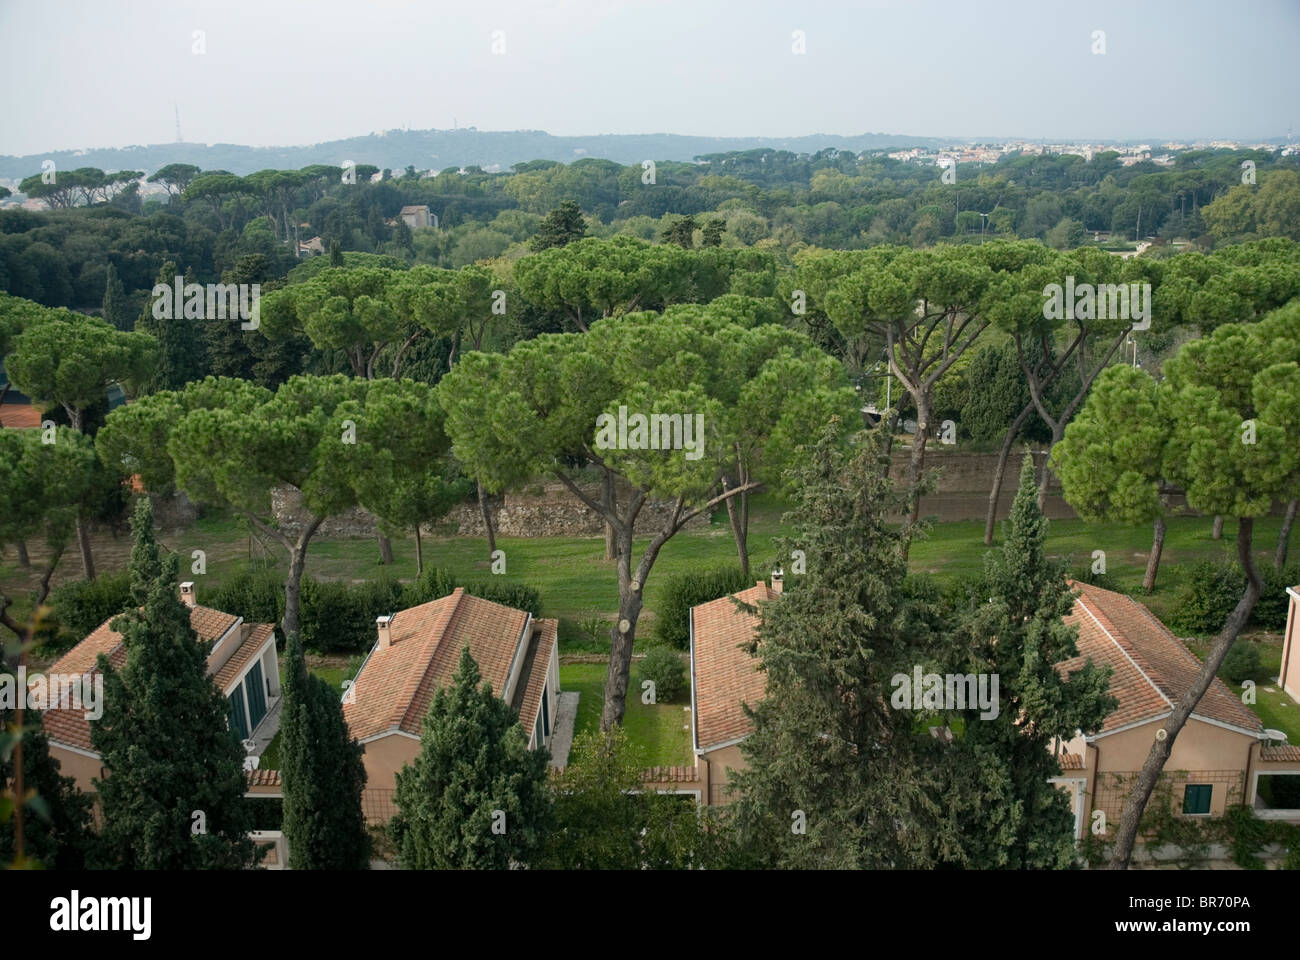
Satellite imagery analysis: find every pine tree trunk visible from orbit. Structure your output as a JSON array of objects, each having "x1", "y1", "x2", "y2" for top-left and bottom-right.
[
  {"x1": 1142, "y1": 514, "x2": 1166, "y2": 592},
  {"x1": 1037, "y1": 426, "x2": 1064, "y2": 512},
  {"x1": 602, "y1": 471, "x2": 616, "y2": 561},
  {"x1": 725, "y1": 488, "x2": 751, "y2": 580},
  {"x1": 414, "y1": 524, "x2": 423, "y2": 577},
  {"x1": 15, "y1": 539, "x2": 30, "y2": 569},
  {"x1": 477, "y1": 482, "x2": 496, "y2": 557},
  {"x1": 284, "y1": 547, "x2": 307, "y2": 641},
  {"x1": 76, "y1": 517, "x2": 96, "y2": 581},
  {"x1": 984, "y1": 403, "x2": 1036, "y2": 546},
  {"x1": 1275, "y1": 499, "x2": 1297, "y2": 571},
  {"x1": 378, "y1": 532, "x2": 394, "y2": 565},
  {"x1": 600, "y1": 519, "x2": 675, "y2": 731},
  {"x1": 906, "y1": 395, "x2": 931, "y2": 529},
  {"x1": 1212, "y1": 515, "x2": 1224, "y2": 540},
  {"x1": 281, "y1": 517, "x2": 323, "y2": 642},
  {"x1": 1107, "y1": 518, "x2": 1262, "y2": 869}
]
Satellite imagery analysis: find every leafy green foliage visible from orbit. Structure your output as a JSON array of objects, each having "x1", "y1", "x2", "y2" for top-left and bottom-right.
[
  {"x1": 461, "y1": 579, "x2": 542, "y2": 617},
  {"x1": 299, "y1": 577, "x2": 405, "y2": 654},
  {"x1": 1221, "y1": 640, "x2": 1263, "y2": 684},
  {"x1": 5, "y1": 303, "x2": 156, "y2": 429},
  {"x1": 1168, "y1": 559, "x2": 1300, "y2": 634},
  {"x1": 50, "y1": 570, "x2": 131, "y2": 638},
  {"x1": 1168, "y1": 560, "x2": 1255, "y2": 634},
  {"x1": 636, "y1": 647, "x2": 687, "y2": 704},
  {"x1": 529, "y1": 200, "x2": 587, "y2": 252},
  {"x1": 196, "y1": 564, "x2": 284, "y2": 627},
  {"x1": 537, "y1": 727, "x2": 748, "y2": 869}
]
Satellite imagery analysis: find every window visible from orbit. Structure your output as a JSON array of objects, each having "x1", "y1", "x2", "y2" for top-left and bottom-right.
[
  {"x1": 229, "y1": 692, "x2": 249, "y2": 741},
  {"x1": 541, "y1": 687, "x2": 550, "y2": 738},
  {"x1": 245, "y1": 660, "x2": 267, "y2": 733},
  {"x1": 1183, "y1": 784, "x2": 1212, "y2": 815}
]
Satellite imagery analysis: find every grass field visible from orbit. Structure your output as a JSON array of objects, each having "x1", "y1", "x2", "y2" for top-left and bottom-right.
[
  {"x1": 559, "y1": 662, "x2": 692, "y2": 765},
  {"x1": 3, "y1": 494, "x2": 1294, "y2": 749},
  {"x1": 4, "y1": 496, "x2": 1290, "y2": 656}
]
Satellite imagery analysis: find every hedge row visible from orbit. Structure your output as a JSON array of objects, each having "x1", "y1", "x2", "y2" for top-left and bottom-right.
[
  {"x1": 50, "y1": 571, "x2": 133, "y2": 638},
  {"x1": 196, "y1": 564, "x2": 542, "y2": 653}
]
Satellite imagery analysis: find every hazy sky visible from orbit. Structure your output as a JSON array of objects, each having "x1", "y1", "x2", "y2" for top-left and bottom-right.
[{"x1": 2, "y1": 0, "x2": 1297, "y2": 155}]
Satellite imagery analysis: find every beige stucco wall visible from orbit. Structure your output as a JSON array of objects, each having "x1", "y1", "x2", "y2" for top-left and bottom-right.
[
  {"x1": 48, "y1": 745, "x2": 103, "y2": 796},
  {"x1": 1282, "y1": 594, "x2": 1300, "y2": 702},
  {"x1": 1093, "y1": 718, "x2": 1254, "y2": 774},
  {"x1": 701, "y1": 743, "x2": 747, "y2": 806},
  {"x1": 1085, "y1": 718, "x2": 1256, "y2": 833},
  {"x1": 360, "y1": 733, "x2": 421, "y2": 793}
]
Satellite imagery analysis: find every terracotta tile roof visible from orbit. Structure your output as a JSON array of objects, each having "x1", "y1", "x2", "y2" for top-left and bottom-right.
[
  {"x1": 1058, "y1": 751, "x2": 1085, "y2": 770},
  {"x1": 640, "y1": 764, "x2": 700, "y2": 783},
  {"x1": 246, "y1": 768, "x2": 282, "y2": 787},
  {"x1": 690, "y1": 582, "x2": 776, "y2": 752},
  {"x1": 0, "y1": 401, "x2": 41, "y2": 429},
  {"x1": 343, "y1": 588, "x2": 533, "y2": 742},
  {"x1": 1260, "y1": 745, "x2": 1300, "y2": 763},
  {"x1": 1059, "y1": 581, "x2": 1263, "y2": 736},
  {"x1": 510, "y1": 618, "x2": 558, "y2": 739},
  {"x1": 212, "y1": 623, "x2": 276, "y2": 690},
  {"x1": 40, "y1": 601, "x2": 246, "y2": 752}
]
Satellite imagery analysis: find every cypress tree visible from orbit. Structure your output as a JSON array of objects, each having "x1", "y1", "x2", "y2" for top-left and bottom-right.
[
  {"x1": 138, "y1": 261, "x2": 208, "y2": 392},
  {"x1": 203, "y1": 254, "x2": 268, "y2": 382},
  {"x1": 529, "y1": 200, "x2": 586, "y2": 252},
  {"x1": 729, "y1": 422, "x2": 959, "y2": 868},
  {"x1": 90, "y1": 498, "x2": 258, "y2": 869},
  {"x1": 101, "y1": 262, "x2": 130, "y2": 331},
  {"x1": 279, "y1": 630, "x2": 370, "y2": 869},
  {"x1": 392, "y1": 646, "x2": 552, "y2": 869},
  {"x1": 944, "y1": 454, "x2": 1114, "y2": 868}
]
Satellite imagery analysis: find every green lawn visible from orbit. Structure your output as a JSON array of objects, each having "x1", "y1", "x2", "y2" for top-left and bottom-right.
[
  {"x1": 5, "y1": 497, "x2": 1294, "y2": 756},
  {"x1": 1185, "y1": 634, "x2": 1300, "y2": 744},
  {"x1": 560, "y1": 662, "x2": 692, "y2": 766},
  {"x1": 255, "y1": 657, "x2": 355, "y2": 772},
  {"x1": 102, "y1": 501, "x2": 1285, "y2": 654}
]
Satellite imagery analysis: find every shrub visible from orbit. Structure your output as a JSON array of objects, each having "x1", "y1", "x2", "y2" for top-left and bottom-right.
[
  {"x1": 636, "y1": 646, "x2": 687, "y2": 704},
  {"x1": 299, "y1": 576, "x2": 403, "y2": 654},
  {"x1": 1221, "y1": 640, "x2": 1263, "y2": 684},
  {"x1": 1254, "y1": 563, "x2": 1300, "y2": 631},
  {"x1": 1067, "y1": 563, "x2": 1121, "y2": 593},
  {"x1": 51, "y1": 571, "x2": 132, "y2": 637},
  {"x1": 1167, "y1": 560, "x2": 1243, "y2": 634},
  {"x1": 290, "y1": 570, "x2": 540, "y2": 655},
  {"x1": 402, "y1": 566, "x2": 458, "y2": 607},
  {"x1": 1167, "y1": 559, "x2": 1298, "y2": 635},
  {"x1": 940, "y1": 571, "x2": 991, "y2": 616},
  {"x1": 654, "y1": 565, "x2": 749, "y2": 650},
  {"x1": 198, "y1": 565, "x2": 283, "y2": 628},
  {"x1": 462, "y1": 579, "x2": 542, "y2": 617}
]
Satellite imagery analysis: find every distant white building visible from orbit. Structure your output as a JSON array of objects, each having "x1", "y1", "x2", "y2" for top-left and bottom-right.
[{"x1": 399, "y1": 204, "x2": 437, "y2": 229}]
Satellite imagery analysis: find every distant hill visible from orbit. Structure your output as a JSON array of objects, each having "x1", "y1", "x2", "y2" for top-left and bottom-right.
[{"x1": 0, "y1": 128, "x2": 956, "y2": 180}]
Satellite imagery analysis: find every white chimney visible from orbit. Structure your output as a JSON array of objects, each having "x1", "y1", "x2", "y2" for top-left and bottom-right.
[
  {"x1": 771, "y1": 568, "x2": 784, "y2": 596},
  {"x1": 180, "y1": 581, "x2": 196, "y2": 608},
  {"x1": 377, "y1": 615, "x2": 393, "y2": 650}
]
